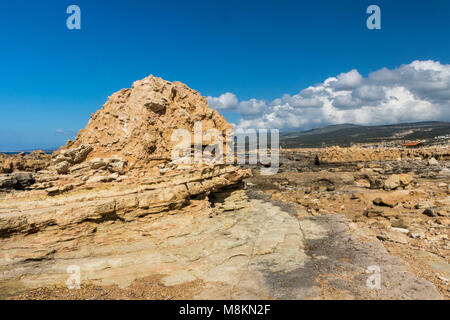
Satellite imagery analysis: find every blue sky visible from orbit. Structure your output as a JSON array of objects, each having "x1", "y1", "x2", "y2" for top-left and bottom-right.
[{"x1": 1, "y1": 0, "x2": 450, "y2": 150}]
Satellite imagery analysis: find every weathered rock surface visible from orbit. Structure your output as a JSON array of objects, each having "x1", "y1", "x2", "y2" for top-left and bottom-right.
[
  {"x1": 384, "y1": 174, "x2": 413, "y2": 190},
  {"x1": 0, "y1": 151, "x2": 51, "y2": 173},
  {"x1": 55, "y1": 75, "x2": 231, "y2": 172},
  {"x1": 244, "y1": 150, "x2": 449, "y2": 299},
  {"x1": 428, "y1": 157, "x2": 439, "y2": 166},
  {"x1": 0, "y1": 165, "x2": 249, "y2": 238},
  {"x1": 1, "y1": 76, "x2": 447, "y2": 300},
  {"x1": 0, "y1": 194, "x2": 443, "y2": 300},
  {"x1": 1, "y1": 75, "x2": 249, "y2": 219},
  {"x1": 55, "y1": 161, "x2": 70, "y2": 175},
  {"x1": 317, "y1": 146, "x2": 449, "y2": 164},
  {"x1": 0, "y1": 173, "x2": 35, "y2": 190},
  {"x1": 0, "y1": 75, "x2": 255, "y2": 299}
]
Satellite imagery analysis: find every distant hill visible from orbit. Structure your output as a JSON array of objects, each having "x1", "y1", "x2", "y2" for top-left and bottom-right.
[
  {"x1": 1, "y1": 148, "x2": 56, "y2": 155},
  {"x1": 279, "y1": 121, "x2": 450, "y2": 148}
]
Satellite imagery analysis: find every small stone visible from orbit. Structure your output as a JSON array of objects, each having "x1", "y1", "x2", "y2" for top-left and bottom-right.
[
  {"x1": 364, "y1": 208, "x2": 383, "y2": 217},
  {"x1": 55, "y1": 161, "x2": 70, "y2": 174},
  {"x1": 399, "y1": 174, "x2": 413, "y2": 186},
  {"x1": 46, "y1": 184, "x2": 73, "y2": 196},
  {"x1": 107, "y1": 157, "x2": 127, "y2": 175},
  {"x1": 87, "y1": 175, "x2": 115, "y2": 184},
  {"x1": 391, "y1": 227, "x2": 409, "y2": 234},
  {"x1": 415, "y1": 201, "x2": 432, "y2": 209},
  {"x1": 409, "y1": 231, "x2": 425, "y2": 239},
  {"x1": 391, "y1": 217, "x2": 412, "y2": 228},
  {"x1": 384, "y1": 175, "x2": 401, "y2": 190},
  {"x1": 377, "y1": 230, "x2": 409, "y2": 244},
  {"x1": 373, "y1": 197, "x2": 398, "y2": 208},
  {"x1": 160, "y1": 168, "x2": 171, "y2": 174},
  {"x1": 355, "y1": 179, "x2": 371, "y2": 188},
  {"x1": 422, "y1": 208, "x2": 436, "y2": 217},
  {"x1": 437, "y1": 275, "x2": 448, "y2": 284},
  {"x1": 437, "y1": 210, "x2": 449, "y2": 217},
  {"x1": 89, "y1": 158, "x2": 107, "y2": 170},
  {"x1": 381, "y1": 210, "x2": 400, "y2": 218},
  {"x1": 428, "y1": 158, "x2": 438, "y2": 166}
]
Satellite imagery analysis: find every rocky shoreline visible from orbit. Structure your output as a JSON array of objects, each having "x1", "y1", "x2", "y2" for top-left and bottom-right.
[{"x1": 0, "y1": 75, "x2": 448, "y2": 300}]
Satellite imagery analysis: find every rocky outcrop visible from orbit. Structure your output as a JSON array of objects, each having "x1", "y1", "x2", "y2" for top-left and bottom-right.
[
  {"x1": 0, "y1": 75, "x2": 250, "y2": 240},
  {"x1": 0, "y1": 164, "x2": 249, "y2": 238},
  {"x1": 383, "y1": 174, "x2": 413, "y2": 190},
  {"x1": 1, "y1": 197, "x2": 443, "y2": 300},
  {"x1": 0, "y1": 151, "x2": 51, "y2": 173},
  {"x1": 54, "y1": 75, "x2": 231, "y2": 173},
  {"x1": 0, "y1": 173, "x2": 35, "y2": 190},
  {"x1": 317, "y1": 146, "x2": 449, "y2": 164},
  {"x1": 1, "y1": 142, "x2": 447, "y2": 299},
  {"x1": 53, "y1": 144, "x2": 93, "y2": 165}
]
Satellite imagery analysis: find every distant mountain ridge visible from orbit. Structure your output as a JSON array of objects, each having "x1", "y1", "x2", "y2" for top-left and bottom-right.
[
  {"x1": 1, "y1": 149, "x2": 56, "y2": 155},
  {"x1": 279, "y1": 121, "x2": 450, "y2": 148},
  {"x1": 2, "y1": 122, "x2": 449, "y2": 152}
]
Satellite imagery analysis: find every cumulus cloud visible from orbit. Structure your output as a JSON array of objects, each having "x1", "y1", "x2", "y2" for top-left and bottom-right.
[
  {"x1": 329, "y1": 69, "x2": 363, "y2": 90},
  {"x1": 207, "y1": 60, "x2": 450, "y2": 130},
  {"x1": 206, "y1": 93, "x2": 267, "y2": 116},
  {"x1": 206, "y1": 92, "x2": 238, "y2": 110}
]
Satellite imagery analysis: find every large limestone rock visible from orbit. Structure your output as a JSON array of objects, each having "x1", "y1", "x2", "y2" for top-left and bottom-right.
[
  {"x1": 1, "y1": 75, "x2": 250, "y2": 235},
  {"x1": 0, "y1": 164, "x2": 248, "y2": 237},
  {"x1": 56, "y1": 75, "x2": 232, "y2": 172},
  {"x1": 0, "y1": 75, "x2": 254, "y2": 298}
]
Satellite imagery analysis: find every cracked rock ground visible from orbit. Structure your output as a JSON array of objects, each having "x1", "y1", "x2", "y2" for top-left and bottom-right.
[{"x1": 1, "y1": 188, "x2": 444, "y2": 299}]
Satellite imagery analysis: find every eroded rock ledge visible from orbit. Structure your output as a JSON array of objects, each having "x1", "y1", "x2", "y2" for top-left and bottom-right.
[
  {"x1": 0, "y1": 165, "x2": 249, "y2": 238},
  {"x1": 0, "y1": 75, "x2": 251, "y2": 238},
  {"x1": 316, "y1": 146, "x2": 449, "y2": 163}
]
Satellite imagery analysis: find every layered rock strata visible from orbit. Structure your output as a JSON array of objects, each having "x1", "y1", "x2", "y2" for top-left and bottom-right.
[
  {"x1": 316, "y1": 146, "x2": 449, "y2": 164},
  {"x1": 0, "y1": 75, "x2": 250, "y2": 237}
]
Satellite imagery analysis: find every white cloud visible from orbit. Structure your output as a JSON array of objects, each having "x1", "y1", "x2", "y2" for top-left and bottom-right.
[
  {"x1": 281, "y1": 94, "x2": 324, "y2": 109},
  {"x1": 352, "y1": 85, "x2": 386, "y2": 102},
  {"x1": 329, "y1": 69, "x2": 363, "y2": 91},
  {"x1": 206, "y1": 92, "x2": 238, "y2": 110},
  {"x1": 238, "y1": 99, "x2": 267, "y2": 117},
  {"x1": 207, "y1": 60, "x2": 450, "y2": 130},
  {"x1": 206, "y1": 92, "x2": 268, "y2": 116}
]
